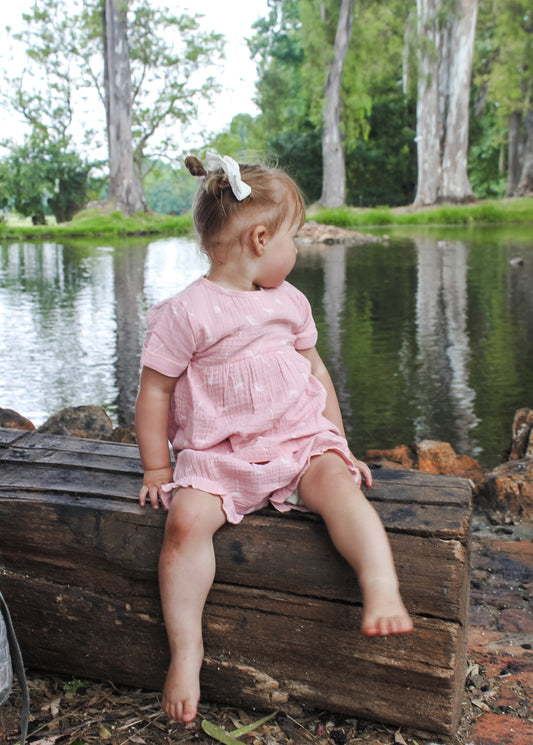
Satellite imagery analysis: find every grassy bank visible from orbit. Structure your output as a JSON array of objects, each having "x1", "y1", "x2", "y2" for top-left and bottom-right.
[
  {"x1": 0, "y1": 208, "x2": 193, "y2": 240},
  {"x1": 1, "y1": 197, "x2": 532, "y2": 240},
  {"x1": 311, "y1": 197, "x2": 533, "y2": 228}
]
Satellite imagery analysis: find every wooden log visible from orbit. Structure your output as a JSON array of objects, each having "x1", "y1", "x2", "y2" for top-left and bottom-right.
[{"x1": 0, "y1": 428, "x2": 472, "y2": 736}]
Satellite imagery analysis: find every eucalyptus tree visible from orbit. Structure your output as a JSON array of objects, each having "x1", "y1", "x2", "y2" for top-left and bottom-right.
[
  {"x1": 482, "y1": 0, "x2": 533, "y2": 196},
  {"x1": 249, "y1": 0, "x2": 324, "y2": 199},
  {"x1": 319, "y1": 0, "x2": 355, "y2": 207},
  {"x1": 413, "y1": 0, "x2": 479, "y2": 205},
  {"x1": 252, "y1": 0, "x2": 412, "y2": 205},
  {"x1": 104, "y1": 0, "x2": 146, "y2": 213},
  {"x1": 4, "y1": 0, "x2": 223, "y2": 215}
]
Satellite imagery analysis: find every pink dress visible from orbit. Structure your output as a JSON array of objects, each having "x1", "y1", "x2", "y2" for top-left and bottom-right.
[{"x1": 141, "y1": 277, "x2": 359, "y2": 523}]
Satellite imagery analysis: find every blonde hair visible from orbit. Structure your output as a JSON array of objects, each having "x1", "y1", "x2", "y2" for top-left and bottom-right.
[{"x1": 184, "y1": 155, "x2": 305, "y2": 255}]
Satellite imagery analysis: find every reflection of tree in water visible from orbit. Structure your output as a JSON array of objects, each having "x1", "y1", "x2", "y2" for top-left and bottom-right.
[
  {"x1": 507, "y1": 244, "x2": 533, "y2": 345},
  {"x1": 113, "y1": 243, "x2": 148, "y2": 426},
  {"x1": 321, "y1": 244, "x2": 354, "y2": 437},
  {"x1": 412, "y1": 237, "x2": 479, "y2": 455},
  {"x1": 0, "y1": 242, "x2": 118, "y2": 425}
]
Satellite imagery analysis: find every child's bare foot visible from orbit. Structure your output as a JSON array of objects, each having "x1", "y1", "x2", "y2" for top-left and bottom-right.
[
  {"x1": 361, "y1": 579, "x2": 413, "y2": 636},
  {"x1": 162, "y1": 641, "x2": 203, "y2": 723}
]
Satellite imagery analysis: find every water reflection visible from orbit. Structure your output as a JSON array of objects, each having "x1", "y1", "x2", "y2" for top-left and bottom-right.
[
  {"x1": 0, "y1": 238, "x2": 208, "y2": 427},
  {"x1": 1, "y1": 230, "x2": 532, "y2": 468},
  {"x1": 413, "y1": 237, "x2": 479, "y2": 456},
  {"x1": 322, "y1": 244, "x2": 353, "y2": 425},
  {"x1": 113, "y1": 244, "x2": 148, "y2": 425}
]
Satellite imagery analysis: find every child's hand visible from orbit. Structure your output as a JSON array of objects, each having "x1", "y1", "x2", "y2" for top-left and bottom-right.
[
  {"x1": 350, "y1": 452, "x2": 373, "y2": 488},
  {"x1": 139, "y1": 467, "x2": 174, "y2": 509}
]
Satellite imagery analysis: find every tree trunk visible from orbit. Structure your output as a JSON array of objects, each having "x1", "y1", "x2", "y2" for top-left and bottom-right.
[
  {"x1": 414, "y1": 0, "x2": 478, "y2": 206},
  {"x1": 515, "y1": 110, "x2": 533, "y2": 196},
  {"x1": 319, "y1": 0, "x2": 355, "y2": 208},
  {"x1": 103, "y1": 0, "x2": 147, "y2": 215},
  {"x1": 505, "y1": 111, "x2": 524, "y2": 196}
]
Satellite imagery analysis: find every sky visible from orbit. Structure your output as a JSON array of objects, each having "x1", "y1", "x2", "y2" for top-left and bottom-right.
[{"x1": 1, "y1": 0, "x2": 270, "y2": 153}]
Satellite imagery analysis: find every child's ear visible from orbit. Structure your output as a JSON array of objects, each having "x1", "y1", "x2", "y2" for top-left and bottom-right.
[{"x1": 250, "y1": 225, "x2": 267, "y2": 256}]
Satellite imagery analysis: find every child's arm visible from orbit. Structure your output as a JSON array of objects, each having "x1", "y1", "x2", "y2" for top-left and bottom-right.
[
  {"x1": 135, "y1": 365, "x2": 178, "y2": 508},
  {"x1": 298, "y1": 346, "x2": 372, "y2": 486}
]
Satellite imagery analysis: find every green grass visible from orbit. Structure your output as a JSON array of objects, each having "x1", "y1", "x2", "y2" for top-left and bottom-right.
[
  {"x1": 1, "y1": 197, "x2": 532, "y2": 240},
  {"x1": 0, "y1": 207, "x2": 193, "y2": 239},
  {"x1": 311, "y1": 197, "x2": 533, "y2": 228}
]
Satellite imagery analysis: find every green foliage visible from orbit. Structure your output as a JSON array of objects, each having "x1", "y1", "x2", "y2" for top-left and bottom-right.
[
  {"x1": 346, "y1": 94, "x2": 417, "y2": 207},
  {"x1": 143, "y1": 162, "x2": 198, "y2": 214},
  {"x1": 4, "y1": 0, "x2": 225, "y2": 176},
  {"x1": 0, "y1": 161, "x2": 11, "y2": 211},
  {"x1": 476, "y1": 0, "x2": 533, "y2": 120},
  {"x1": 471, "y1": 0, "x2": 533, "y2": 194},
  {"x1": 204, "y1": 115, "x2": 266, "y2": 163},
  {"x1": 266, "y1": 124, "x2": 323, "y2": 203},
  {"x1": 124, "y1": 2, "x2": 225, "y2": 170},
  {"x1": 468, "y1": 98, "x2": 507, "y2": 199},
  {"x1": 63, "y1": 678, "x2": 88, "y2": 693},
  {"x1": 250, "y1": 0, "x2": 309, "y2": 135},
  {"x1": 2, "y1": 134, "x2": 91, "y2": 223},
  {"x1": 250, "y1": 0, "x2": 416, "y2": 207}
]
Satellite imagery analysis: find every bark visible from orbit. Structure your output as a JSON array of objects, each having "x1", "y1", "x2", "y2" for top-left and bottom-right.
[
  {"x1": 414, "y1": 0, "x2": 478, "y2": 206},
  {"x1": 515, "y1": 110, "x2": 533, "y2": 196},
  {"x1": 0, "y1": 430, "x2": 473, "y2": 736},
  {"x1": 319, "y1": 0, "x2": 355, "y2": 208},
  {"x1": 103, "y1": 0, "x2": 147, "y2": 215},
  {"x1": 505, "y1": 111, "x2": 524, "y2": 197}
]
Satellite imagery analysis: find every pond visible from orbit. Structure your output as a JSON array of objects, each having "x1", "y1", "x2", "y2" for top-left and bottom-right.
[{"x1": 1, "y1": 226, "x2": 532, "y2": 469}]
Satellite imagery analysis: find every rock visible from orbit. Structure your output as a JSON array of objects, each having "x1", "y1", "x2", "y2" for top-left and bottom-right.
[
  {"x1": 481, "y1": 458, "x2": 533, "y2": 520},
  {"x1": 37, "y1": 405, "x2": 114, "y2": 440},
  {"x1": 295, "y1": 220, "x2": 385, "y2": 245},
  {"x1": 0, "y1": 408, "x2": 35, "y2": 431},
  {"x1": 509, "y1": 408, "x2": 533, "y2": 461},
  {"x1": 109, "y1": 425, "x2": 137, "y2": 444},
  {"x1": 366, "y1": 440, "x2": 487, "y2": 489},
  {"x1": 415, "y1": 440, "x2": 487, "y2": 485},
  {"x1": 366, "y1": 444, "x2": 416, "y2": 470},
  {"x1": 367, "y1": 434, "x2": 533, "y2": 520}
]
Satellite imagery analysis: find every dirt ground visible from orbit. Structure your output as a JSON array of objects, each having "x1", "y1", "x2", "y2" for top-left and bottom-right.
[
  {"x1": 0, "y1": 674, "x2": 486, "y2": 745},
  {"x1": 1, "y1": 516, "x2": 532, "y2": 745}
]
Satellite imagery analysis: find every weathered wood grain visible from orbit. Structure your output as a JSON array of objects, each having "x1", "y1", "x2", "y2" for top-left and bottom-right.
[{"x1": 0, "y1": 428, "x2": 472, "y2": 735}]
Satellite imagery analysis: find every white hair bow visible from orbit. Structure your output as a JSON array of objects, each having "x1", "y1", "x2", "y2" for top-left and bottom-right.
[{"x1": 205, "y1": 152, "x2": 251, "y2": 201}]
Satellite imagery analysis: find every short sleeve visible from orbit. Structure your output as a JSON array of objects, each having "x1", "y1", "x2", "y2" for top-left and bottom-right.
[
  {"x1": 286, "y1": 282, "x2": 318, "y2": 350},
  {"x1": 141, "y1": 297, "x2": 196, "y2": 378}
]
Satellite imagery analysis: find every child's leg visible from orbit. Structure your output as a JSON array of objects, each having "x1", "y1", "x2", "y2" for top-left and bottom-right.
[
  {"x1": 158, "y1": 487, "x2": 226, "y2": 723},
  {"x1": 298, "y1": 452, "x2": 413, "y2": 636}
]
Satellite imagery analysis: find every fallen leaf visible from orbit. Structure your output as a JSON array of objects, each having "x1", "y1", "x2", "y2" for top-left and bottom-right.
[
  {"x1": 201, "y1": 720, "x2": 243, "y2": 745},
  {"x1": 394, "y1": 731, "x2": 408, "y2": 745},
  {"x1": 201, "y1": 710, "x2": 279, "y2": 745},
  {"x1": 99, "y1": 723, "x2": 113, "y2": 739},
  {"x1": 229, "y1": 710, "x2": 278, "y2": 737},
  {"x1": 471, "y1": 698, "x2": 491, "y2": 712}
]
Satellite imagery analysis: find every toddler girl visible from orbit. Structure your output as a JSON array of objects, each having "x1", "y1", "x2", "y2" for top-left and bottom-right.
[{"x1": 135, "y1": 152, "x2": 413, "y2": 725}]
